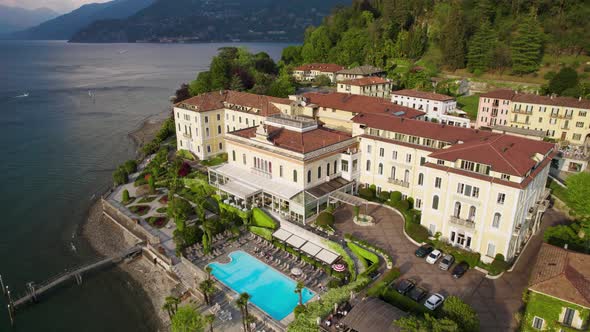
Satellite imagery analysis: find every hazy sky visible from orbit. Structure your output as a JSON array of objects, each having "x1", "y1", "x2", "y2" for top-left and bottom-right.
[{"x1": 0, "y1": 0, "x2": 110, "y2": 13}]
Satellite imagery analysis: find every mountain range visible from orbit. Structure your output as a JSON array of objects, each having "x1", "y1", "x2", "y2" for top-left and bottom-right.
[
  {"x1": 9, "y1": 0, "x2": 154, "y2": 40},
  {"x1": 0, "y1": 5, "x2": 58, "y2": 34}
]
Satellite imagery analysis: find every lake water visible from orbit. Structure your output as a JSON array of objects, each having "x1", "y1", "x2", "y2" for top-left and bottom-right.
[{"x1": 0, "y1": 40, "x2": 290, "y2": 331}]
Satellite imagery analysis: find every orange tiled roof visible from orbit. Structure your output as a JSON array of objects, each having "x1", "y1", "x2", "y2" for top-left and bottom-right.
[
  {"x1": 529, "y1": 243, "x2": 590, "y2": 308},
  {"x1": 481, "y1": 89, "x2": 590, "y2": 109},
  {"x1": 480, "y1": 89, "x2": 517, "y2": 100},
  {"x1": 339, "y1": 77, "x2": 390, "y2": 86},
  {"x1": 303, "y1": 92, "x2": 424, "y2": 119},
  {"x1": 177, "y1": 90, "x2": 290, "y2": 116},
  {"x1": 392, "y1": 89, "x2": 454, "y2": 102},
  {"x1": 293, "y1": 63, "x2": 344, "y2": 73}
]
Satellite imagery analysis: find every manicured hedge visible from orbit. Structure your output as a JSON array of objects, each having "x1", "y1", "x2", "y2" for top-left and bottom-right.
[
  {"x1": 315, "y1": 211, "x2": 335, "y2": 227},
  {"x1": 380, "y1": 288, "x2": 429, "y2": 315},
  {"x1": 251, "y1": 208, "x2": 278, "y2": 229},
  {"x1": 405, "y1": 220, "x2": 430, "y2": 243},
  {"x1": 348, "y1": 242, "x2": 379, "y2": 266},
  {"x1": 345, "y1": 233, "x2": 394, "y2": 269},
  {"x1": 358, "y1": 188, "x2": 374, "y2": 200},
  {"x1": 249, "y1": 226, "x2": 273, "y2": 241},
  {"x1": 324, "y1": 240, "x2": 356, "y2": 281}
]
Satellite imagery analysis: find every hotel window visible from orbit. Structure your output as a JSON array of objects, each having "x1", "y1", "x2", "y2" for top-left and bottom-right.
[
  {"x1": 293, "y1": 170, "x2": 298, "y2": 183},
  {"x1": 307, "y1": 170, "x2": 312, "y2": 183},
  {"x1": 232, "y1": 150, "x2": 236, "y2": 161},
  {"x1": 334, "y1": 160, "x2": 337, "y2": 174},
  {"x1": 204, "y1": 116, "x2": 209, "y2": 123},
  {"x1": 460, "y1": 160, "x2": 476, "y2": 172},
  {"x1": 573, "y1": 133, "x2": 582, "y2": 140},
  {"x1": 576, "y1": 121, "x2": 584, "y2": 128},
  {"x1": 239, "y1": 116, "x2": 242, "y2": 123},
  {"x1": 538, "y1": 117, "x2": 542, "y2": 123},
  {"x1": 341, "y1": 160, "x2": 349, "y2": 172},
  {"x1": 434, "y1": 177, "x2": 442, "y2": 188},
  {"x1": 226, "y1": 114, "x2": 229, "y2": 120},
  {"x1": 420, "y1": 157, "x2": 425, "y2": 166},
  {"x1": 486, "y1": 243, "x2": 495, "y2": 257},
  {"x1": 217, "y1": 125, "x2": 221, "y2": 134},
  {"x1": 432, "y1": 195, "x2": 439, "y2": 210},
  {"x1": 366, "y1": 160, "x2": 371, "y2": 171},
  {"x1": 379, "y1": 148, "x2": 384, "y2": 157},
  {"x1": 563, "y1": 308, "x2": 576, "y2": 326},
  {"x1": 177, "y1": 123, "x2": 181, "y2": 131},
  {"x1": 207, "y1": 145, "x2": 211, "y2": 153},
  {"x1": 246, "y1": 118, "x2": 249, "y2": 125},
  {"x1": 437, "y1": 159, "x2": 444, "y2": 165},
  {"x1": 176, "y1": 112, "x2": 180, "y2": 118},
  {"x1": 406, "y1": 154, "x2": 412, "y2": 163},
  {"x1": 532, "y1": 317, "x2": 544, "y2": 330},
  {"x1": 279, "y1": 165, "x2": 283, "y2": 178},
  {"x1": 415, "y1": 199, "x2": 422, "y2": 209},
  {"x1": 216, "y1": 114, "x2": 220, "y2": 121},
  {"x1": 579, "y1": 111, "x2": 587, "y2": 117},
  {"x1": 327, "y1": 163, "x2": 331, "y2": 176},
  {"x1": 492, "y1": 213, "x2": 501, "y2": 228},
  {"x1": 497, "y1": 193, "x2": 505, "y2": 205},
  {"x1": 392, "y1": 151, "x2": 398, "y2": 160},
  {"x1": 366, "y1": 145, "x2": 372, "y2": 154},
  {"x1": 378, "y1": 163, "x2": 383, "y2": 175},
  {"x1": 317, "y1": 166, "x2": 322, "y2": 179},
  {"x1": 218, "y1": 142, "x2": 222, "y2": 150},
  {"x1": 242, "y1": 154, "x2": 246, "y2": 165},
  {"x1": 226, "y1": 125, "x2": 230, "y2": 132},
  {"x1": 501, "y1": 174, "x2": 511, "y2": 181},
  {"x1": 418, "y1": 173, "x2": 424, "y2": 185}
]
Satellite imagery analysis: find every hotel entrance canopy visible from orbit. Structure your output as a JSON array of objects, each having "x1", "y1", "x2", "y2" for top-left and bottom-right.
[{"x1": 218, "y1": 180, "x2": 259, "y2": 199}]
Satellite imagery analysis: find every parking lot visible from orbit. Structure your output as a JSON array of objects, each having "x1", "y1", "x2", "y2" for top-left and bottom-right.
[{"x1": 333, "y1": 204, "x2": 567, "y2": 331}]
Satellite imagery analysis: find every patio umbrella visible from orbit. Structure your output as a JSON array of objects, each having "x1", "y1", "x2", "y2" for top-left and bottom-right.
[{"x1": 332, "y1": 264, "x2": 346, "y2": 272}]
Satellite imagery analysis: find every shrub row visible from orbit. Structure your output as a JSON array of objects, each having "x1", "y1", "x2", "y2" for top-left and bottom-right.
[
  {"x1": 344, "y1": 233, "x2": 394, "y2": 269},
  {"x1": 380, "y1": 288, "x2": 429, "y2": 315},
  {"x1": 324, "y1": 239, "x2": 356, "y2": 281},
  {"x1": 248, "y1": 226, "x2": 273, "y2": 241},
  {"x1": 431, "y1": 240, "x2": 481, "y2": 268}
]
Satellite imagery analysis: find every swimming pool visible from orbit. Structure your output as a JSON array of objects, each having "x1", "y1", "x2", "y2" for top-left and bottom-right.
[{"x1": 208, "y1": 250, "x2": 315, "y2": 320}]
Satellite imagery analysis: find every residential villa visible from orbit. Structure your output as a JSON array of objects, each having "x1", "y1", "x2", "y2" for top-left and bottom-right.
[
  {"x1": 292, "y1": 63, "x2": 344, "y2": 83},
  {"x1": 336, "y1": 77, "x2": 392, "y2": 98},
  {"x1": 208, "y1": 114, "x2": 359, "y2": 223},
  {"x1": 175, "y1": 90, "x2": 556, "y2": 261},
  {"x1": 336, "y1": 65, "x2": 386, "y2": 81},
  {"x1": 524, "y1": 243, "x2": 590, "y2": 331},
  {"x1": 352, "y1": 112, "x2": 554, "y2": 263},
  {"x1": 391, "y1": 89, "x2": 471, "y2": 128},
  {"x1": 476, "y1": 89, "x2": 590, "y2": 173}
]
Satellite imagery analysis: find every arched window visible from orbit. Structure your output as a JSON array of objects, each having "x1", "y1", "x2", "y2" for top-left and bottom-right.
[
  {"x1": 418, "y1": 173, "x2": 424, "y2": 185},
  {"x1": 232, "y1": 150, "x2": 236, "y2": 161},
  {"x1": 378, "y1": 163, "x2": 383, "y2": 175},
  {"x1": 432, "y1": 195, "x2": 439, "y2": 210},
  {"x1": 307, "y1": 170, "x2": 312, "y2": 183},
  {"x1": 366, "y1": 160, "x2": 371, "y2": 171},
  {"x1": 327, "y1": 163, "x2": 331, "y2": 176},
  {"x1": 454, "y1": 202, "x2": 462, "y2": 218},
  {"x1": 217, "y1": 125, "x2": 221, "y2": 134},
  {"x1": 404, "y1": 170, "x2": 410, "y2": 182},
  {"x1": 469, "y1": 206, "x2": 476, "y2": 221},
  {"x1": 492, "y1": 213, "x2": 501, "y2": 228},
  {"x1": 334, "y1": 160, "x2": 337, "y2": 174},
  {"x1": 293, "y1": 170, "x2": 298, "y2": 183},
  {"x1": 317, "y1": 166, "x2": 322, "y2": 179},
  {"x1": 390, "y1": 166, "x2": 396, "y2": 179}
]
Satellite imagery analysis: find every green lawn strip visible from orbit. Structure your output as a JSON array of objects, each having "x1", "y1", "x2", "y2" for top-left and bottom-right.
[
  {"x1": 347, "y1": 242, "x2": 380, "y2": 276},
  {"x1": 200, "y1": 153, "x2": 228, "y2": 166},
  {"x1": 456, "y1": 94, "x2": 480, "y2": 120},
  {"x1": 251, "y1": 208, "x2": 278, "y2": 229},
  {"x1": 324, "y1": 239, "x2": 357, "y2": 281},
  {"x1": 547, "y1": 178, "x2": 568, "y2": 202},
  {"x1": 523, "y1": 291, "x2": 589, "y2": 332},
  {"x1": 176, "y1": 149, "x2": 195, "y2": 160},
  {"x1": 249, "y1": 226, "x2": 273, "y2": 241}
]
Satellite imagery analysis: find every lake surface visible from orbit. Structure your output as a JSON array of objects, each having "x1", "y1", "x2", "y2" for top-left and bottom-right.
[{"x1": 0, "y1": 40, "x2": 290, "y2": 331}]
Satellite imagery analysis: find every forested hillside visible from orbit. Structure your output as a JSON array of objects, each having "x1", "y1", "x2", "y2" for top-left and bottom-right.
[{"x1": 282, "y1": 0, "x2": 590, "y2": 87}]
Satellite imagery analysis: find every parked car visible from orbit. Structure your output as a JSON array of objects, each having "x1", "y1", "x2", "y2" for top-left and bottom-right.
[
  {"x1": 425, "y1": 250, "x2": 442, "y2": 264},
  {"x1": 408, "y1": 286, "x2": 427, "y2": 302},
  {"x1": 452, "y1": 262, "x2": 470, "y2": 278},
  {"x1": 415, "y1": 244, "x2": 434, "y2": 258},
  {"x1": 439, "y1": 254, "x2": 455, "y2": 271},
  {"x1": 424, "y1": 293, "x2": 445, "y2": 310},
  {"x1": 395, "y1": 279, "x2": 416, "y2": 295}
]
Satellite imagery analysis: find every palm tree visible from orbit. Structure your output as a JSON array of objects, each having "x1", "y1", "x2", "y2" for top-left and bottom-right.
[
  {"x1": 162, "y1": 302, "x2": 173, "y2": 319},
  {"x1": 237, "y1": 292, "x2": 251, "y2": 332},
  {"x1": 205, "y1": 313, "x2": 215, "y2": 332},
  {"x1": 294, "y1": 281, "x2": 304, "y2": 306},
  {"x1": 205, "y1": 266, "x2": 213, "y2": 280},
  {"x1": 163, "y1": 296, "x2": 180, "y2": 317},
  {"x1": 199, "y1": 279, "x2": 215, "y2": 305}
]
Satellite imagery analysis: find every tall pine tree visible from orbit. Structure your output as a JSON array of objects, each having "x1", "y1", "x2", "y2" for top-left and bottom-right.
[
  {"x1": 511, "y1": 11, "x2": 544, "y2": 75},
  {"x1": 467, "y1": 20, "x2": 496, "y2": 73},
  {"x1": 439, "y1": 6, "x2": 466, "y2": 70}
]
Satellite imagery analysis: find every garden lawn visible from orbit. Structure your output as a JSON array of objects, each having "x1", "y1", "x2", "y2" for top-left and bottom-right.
[
  {"x1": 251, "y1": 208, "x2": 278, "y2": 229},
  {"x1": 201, "y1": 153, "x2": 227, "y2": 166},
  {"x1": 457, "y1": 94, "x2": 480, "y2": 120}
]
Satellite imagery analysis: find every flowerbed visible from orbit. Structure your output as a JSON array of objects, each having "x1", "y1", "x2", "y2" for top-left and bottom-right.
[
  {"x1": 147, "y1": 216, "x2": 168, "y2": 228},
  {"x1": 138, "y1": 196, "x2": 157, "y2": 203},
  {"x1": 128, "y1": 205, "x2": 150, "y2": 216}
]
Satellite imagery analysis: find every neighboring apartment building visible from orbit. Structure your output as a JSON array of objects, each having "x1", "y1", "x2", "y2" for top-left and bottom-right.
[
  {"x1": 352, "y1": 112, "x2": 554, "y2": 262},
  {"x1": 208, "y1": 114, "x2": 359, "y2": 222},
  {"x1": 523, "y1": 243, "x2": 589, "y2": 331},
  {"x1": 391, "y1": 89, "x2": 471, "y2": 127},
  {"x1": 299, "y1": 92, "x2": 425, "y2": 132},
  {"x1": 336, "y1": 77, "x2": 392, "y2": 98},
  {"x1": 336, "y1": 65, "x2": 386, "y2": 81},
  {"x1": 292, "y1": 63, "x2": 344, "y2": 83},
  {"x1": 476, "y1": 89, "x2": 590, "y2": 145},
  {"x1": 173, "y1": 90, "x2": 292, "y2": 160}
]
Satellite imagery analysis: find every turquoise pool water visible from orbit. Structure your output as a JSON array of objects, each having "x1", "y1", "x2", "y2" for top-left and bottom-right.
[{"x1": 208, "y1": 250, "x2": 315, "y2": 320}]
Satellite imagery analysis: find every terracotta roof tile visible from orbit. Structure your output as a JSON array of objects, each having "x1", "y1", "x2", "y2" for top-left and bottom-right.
[
  {"x1": 229, "y1": 125, "x2": 352, "y2": 154},
  {"x1": 392, "y1": 89, "x2": 454, "y2": 101},
  {"x1": 303, "y1": 92, "x2": 424, "y2": 119},
  {"x1": 177, "y1": 90, "x2": 290, "y2": 116},
  {"x1": 529, "y1": 243, "x2": 590, "y2": 308},
  {"x1": 339, "y1": 77, "x2": 390, "y2": 86},
  {"x1": 480, "y1": 89, "x2": 517, "y2": 100},
  {"x1": 481, "y1": 89, "x2": 590, "y2": 109},
  {"x1": 293, "y1": 63, "x2": 344, "y2": 73}
]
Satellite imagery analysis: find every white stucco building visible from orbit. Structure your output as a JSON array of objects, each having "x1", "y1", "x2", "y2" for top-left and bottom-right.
[{"x1": 391, "y1": 89, "x2": 471, "y2": 127}]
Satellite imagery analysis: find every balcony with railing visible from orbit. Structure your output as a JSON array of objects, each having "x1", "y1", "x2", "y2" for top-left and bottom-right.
[
  {"x1": 388, "y1": 178, "x2": 409, "y2": 188},
  {"x1": 449, "y1": 215, "x2": 476, "y2": 229}
]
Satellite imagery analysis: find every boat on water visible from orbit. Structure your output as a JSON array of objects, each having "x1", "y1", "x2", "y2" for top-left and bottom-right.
[
  {"x1": 70, "y1": 242, "x2": 77, "y2": 252},
  {"x1": 15, "y1": 93, "x2": 29, "y2": 98}
]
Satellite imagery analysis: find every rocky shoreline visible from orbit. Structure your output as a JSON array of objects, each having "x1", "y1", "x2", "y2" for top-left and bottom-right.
[{"x1": 82, "y1": 112, "x2": 175, "y2": 331}]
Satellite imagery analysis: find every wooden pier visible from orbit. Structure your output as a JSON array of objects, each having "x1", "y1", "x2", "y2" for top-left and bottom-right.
[{"x1": 3, "y1": 245, "x2": 143, "y2": 325}]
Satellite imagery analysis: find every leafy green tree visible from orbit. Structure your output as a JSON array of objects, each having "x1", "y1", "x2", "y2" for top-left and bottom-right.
[
  {"x1": 171, "y1": 305, "x2": 205, "y2": 332},
  {"x1": 229, "y1": 74, "x2": 245, "y2": 91},
  {"x1": 122, "y1": 189, "x2": 130, "y2": 204},
  {"x1": 511, "y1": 11, "x2": 544, "y2": 74},
  {"x1": 547, "y1": 67, "x2": 579, "y2": 96},
  {"x1": 467, "y1": 20, "x2": 496, "y2": 73},
  {"x1": 113, "y1": 166, "x2": 128, "y2": 186},
  {"x1": 566, "y1": 172, "x2": 590, "y2": 220},
  {"x1": 314, "y1": 75, "x2": 332, "y2": 87},
  {"x1": 189, "y1": 71, "x2": 213, "y2": 96},
  {"x1": 334, "y1": 27, "x2": 370, "y2": 65},
  {"x1": 281, "y1": 45, "x2": 302, "y2": 65},
  {"x1": 123, "y1": 160, "x2": 137, "y2": 174},
  {"x1": 439, "y1": 5, "x2": 466, "y2": 70},
  {"x1": 441, "y1": 296, "x2": 479, "y2": 332},
  {"x1": 301, "y1": 26, "x2": 332, "y2": 63},
  {"x1": 199, "y1": 279, "x2": 215, "y2": 305},
  {"x1": 205, "y1": 313, "x2": 215, "y2": 332},
  {"x1": 168, "y1": 198, "x2": 193, "y2": 221},
  {"x1": 267, "y1": 73, "x2": 296, "y2": 98},
  {"x1": 395, "y1": 313, "x2": 459, "y2": 332}
]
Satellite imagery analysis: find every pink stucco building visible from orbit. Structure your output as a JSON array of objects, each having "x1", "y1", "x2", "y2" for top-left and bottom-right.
[{"x1": 475, "y1": 89, "x2": 516, "y2": 128}]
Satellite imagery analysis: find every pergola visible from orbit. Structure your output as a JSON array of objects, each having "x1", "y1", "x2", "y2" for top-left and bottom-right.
[
  {"x1": 328, "y1": 190, "x2": 369, "y2": 213},
  {"x1": 271, "y1": 229, "x2": 340, "y2": 264}
]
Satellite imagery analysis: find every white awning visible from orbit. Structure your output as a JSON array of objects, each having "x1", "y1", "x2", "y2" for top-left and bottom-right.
[
  {"x1": 316, "y1": 249, "x2": 339, "y2": 265},
  {"x1": 272, "y1": 229, "x2": 292, "y2": 241},
  {"x1": 286, "y1": 234, "x2": 306, "y2": 249},
  {"x1": 218, "y1": 180, "x2": 259, "y2": 199},
  {"x1": 300, "y1": 242, "x2": 322, "y2": 257}
]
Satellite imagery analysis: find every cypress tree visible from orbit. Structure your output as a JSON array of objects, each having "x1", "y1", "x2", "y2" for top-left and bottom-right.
[
  {"x1": 467, "y1": 21, "x2": 496, "y2": 73},
  {"x1": 511, "y1": 12, "x2": 544, "y2": 75}
]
